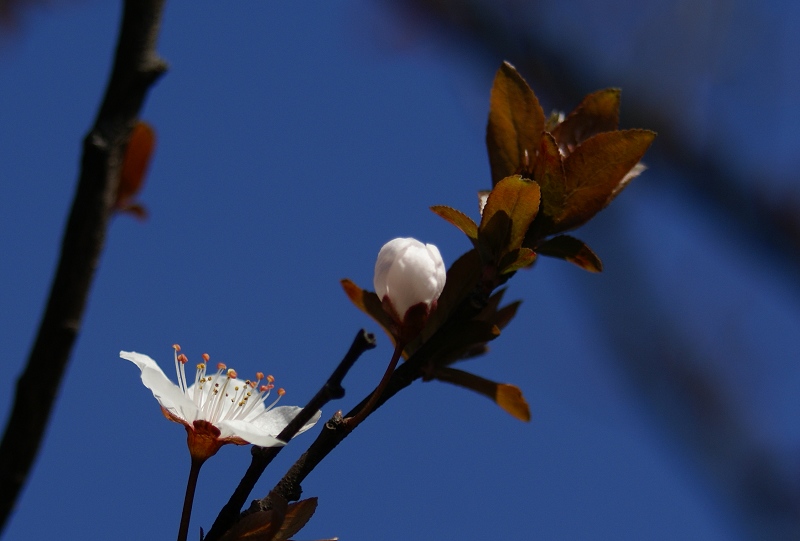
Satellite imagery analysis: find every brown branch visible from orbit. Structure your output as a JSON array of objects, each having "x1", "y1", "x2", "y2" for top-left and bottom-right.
[
  {"x1": 203, "y1": 330, "x2": 376, "y2": 541},
  {"x1": 0, "y1": 0, "x2": 167, "y2": 532}
]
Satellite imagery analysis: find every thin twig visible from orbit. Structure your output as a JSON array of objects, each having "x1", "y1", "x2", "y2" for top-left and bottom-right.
[
  {"x1": 261, "y1": 289, "x2": 490, "y2": 511},
  {"x1": 203, "y1": 329, "x2": 376, "y2": 541},
  {"x1": 344, "y1": 340, "x2": 405, "y2": 429},
  {"x1": 0, "y1": 0, "x2": 167, "y2": 533}
]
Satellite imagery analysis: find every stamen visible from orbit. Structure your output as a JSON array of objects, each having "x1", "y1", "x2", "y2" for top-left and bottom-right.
[
  {"x1": 199, "y1": 364, "x2": 226, "y2": 417},
  {"x1": 256, "y1": 387, "x2": 285, "y2": 417},
  {"x1": 194, "y1": 363, "x2": 206, "y2": 386},
  {"x1": 209, "y1": 371, "x2": 234, "y2": 423},
  {"x1": 193, "y1": 363, "x2": 207, "y2": 406},
  {"x1": 174, "y1": 347, "x2": 189, "y2": 394},
  {"x1": 232, "y1": 379, "x2": 252, "y2": 410}
]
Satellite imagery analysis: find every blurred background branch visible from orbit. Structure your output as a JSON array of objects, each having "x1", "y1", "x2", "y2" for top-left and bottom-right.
[{"x1": 0, "y1": 0, "x2": 166, "y2": 532}]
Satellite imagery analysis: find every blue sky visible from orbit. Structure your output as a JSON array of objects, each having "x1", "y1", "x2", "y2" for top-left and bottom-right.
[{"x1": 2, "y1": 1, "x2": 798, "y2": 540}]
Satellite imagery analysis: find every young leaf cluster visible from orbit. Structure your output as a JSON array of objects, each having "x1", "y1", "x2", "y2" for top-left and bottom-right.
[{"x1": 435, "y1": 61, "x2": 656, "y2": 273}]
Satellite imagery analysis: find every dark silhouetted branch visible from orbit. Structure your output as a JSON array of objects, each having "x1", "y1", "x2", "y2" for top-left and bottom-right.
[{"x1": 204, "y1": 330, "x2": 376, "y2": 541}]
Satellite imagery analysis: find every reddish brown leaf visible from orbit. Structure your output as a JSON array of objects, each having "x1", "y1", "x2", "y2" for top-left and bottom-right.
[
  {"x1": 495, "y1": 384, "x2": 532, "y2": 422},
  {"x1": 273, "y1": 498, "x2": 318, "y2": 541},
  {"x1": 498, "y1": 247, "x2": 537, "y2": 274},
  {"x1": 430, "y1": 205, "x2": 479, "y2": 240},
  {"x1": 434, "y1": 367, "x2": 531, "y2": 421},
  {"x1": 219, "y1": 493, "x2": 287, "y2": 541},
  {"x1": 486, "y1": 62, "x2": 544, "y2": 186},
  {"x1": 218, "y1": 496, "x2": 319, "y2": 541},
  {"x1": 426, "y1": 319, "x2": 501, "y2": 367},
  {"x1": 472, "y1": 288, "x2": 519, "y2": 332},
  {"x1": 477, "y1": 208, "x2": 512, "y2": 263},
  {"x1": 493, "y1": 299, "x2": 521, "y2": 331},
  {"x1": 479, "y1": 175, "x2": 541, "y2": 260},
  {"x1": 340, "y1": 279, "x2": 396, "y2": 344},
  {"x1": 552, "y1": 88, "x2": 620, "y2": 154},
  {"x1": 537, "y1": 235, "x2": 603, "y2": 272},
  {"x1": 414, "y1": 276, "x2": 522, "y2": 366},
  {"x1": 523, "y1": 132, "x2": 567, "y2": 246},
  {"x1": 556, "y1": 129, "x2": 656, "y2": 232},
  {"x1": 533, "y1": 132, "x2": 567, "y2": 222},
  {"x1": 218, "y1": 511, "x2": 278, "y2": 541}
]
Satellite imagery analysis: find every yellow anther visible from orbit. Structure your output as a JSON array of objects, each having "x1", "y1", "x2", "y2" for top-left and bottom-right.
[{"x1": 197, "y1": 363, "x2": 206, "y2": 370}]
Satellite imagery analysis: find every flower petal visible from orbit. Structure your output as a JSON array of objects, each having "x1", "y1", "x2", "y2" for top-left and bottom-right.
[
  {"x1": 217, "y1": 419, "x2": 285, "y2": 447},
  {"x1": 120, "y1": 351, "x2": 199, "y2": 423},
  {"x1": 252, "y1": 406, "x2": 322, "y2": 437},
  {"x1": 374, "y1": 238, "x2": 446, "y2": 318},
  {"x1": 374, "y1": 238, "x2": 413, "y2": 300}
]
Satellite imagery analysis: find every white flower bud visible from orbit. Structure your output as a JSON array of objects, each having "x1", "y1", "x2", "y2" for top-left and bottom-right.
[{"x1": 374, "y1": 237, "x2": 446, "y2": 323}]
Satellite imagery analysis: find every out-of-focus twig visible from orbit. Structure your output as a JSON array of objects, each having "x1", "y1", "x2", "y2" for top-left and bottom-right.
[
  {"x1": 0, "y1": 0, "x2": 167, "y2": 533},
  {"x1": 584, "y1": 212, "x2": 800, "y2": 539}
]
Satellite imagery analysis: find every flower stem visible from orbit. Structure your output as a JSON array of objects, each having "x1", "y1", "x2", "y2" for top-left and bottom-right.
[
  {"x1": 177, "y1": 457, "x2": 204, "y2": 541},
  {"x1": 346, "y1": 340, "x2": 406, "y2": 429}
]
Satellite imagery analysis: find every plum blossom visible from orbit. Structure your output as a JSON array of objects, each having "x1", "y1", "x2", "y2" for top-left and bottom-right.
[
  {"x1": 374, "y1": 237, "x2": 446, "y2": 327},
  {"x1": 121, "y1": 347, "x2": 320, "y2": 461}
]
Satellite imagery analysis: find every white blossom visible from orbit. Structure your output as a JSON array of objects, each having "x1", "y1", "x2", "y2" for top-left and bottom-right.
[
  {"x1": 374, "y1": 237, "x2": 446, "y2": 323},
  {"x1": 121, "y1": 347, "x2": 320, "y2": 460}
]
